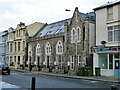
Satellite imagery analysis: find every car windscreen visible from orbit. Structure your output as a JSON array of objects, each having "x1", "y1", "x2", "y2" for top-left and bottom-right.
[{"x1": 0, "y1": 65, "x2": 8, "y2": 67}]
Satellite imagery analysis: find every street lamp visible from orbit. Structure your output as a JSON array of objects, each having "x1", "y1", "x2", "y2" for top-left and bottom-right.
[
  {"x1": 65, "y1": 9, "x2": 71, "y2": 11},
  {"x1": 75, "y1": 9, "x2": 78, "y2": 75},
  {"x1": 65, "y1": 8, "x2": 78, "y2": 75}
]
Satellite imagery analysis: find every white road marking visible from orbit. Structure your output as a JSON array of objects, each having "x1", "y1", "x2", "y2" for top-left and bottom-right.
[
  {"x1": 89, "y1": 81, "x2": 97, "y2": 83},
  {"x1": 0, "y1": 81, "x2": 20, "y2": 88}
]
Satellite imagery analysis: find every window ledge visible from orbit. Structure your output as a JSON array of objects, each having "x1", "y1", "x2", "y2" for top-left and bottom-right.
[
  {"x1": 107, "y1": 41, "x2": 120, "y2": 44},
  {"x1": 106, "y1": 19, "x2": 120, "y2": 24}
]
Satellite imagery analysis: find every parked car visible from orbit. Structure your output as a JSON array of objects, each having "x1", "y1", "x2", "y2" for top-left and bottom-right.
[{"x1": 0, "y1": 64, "x2": 10, "y2": 75}]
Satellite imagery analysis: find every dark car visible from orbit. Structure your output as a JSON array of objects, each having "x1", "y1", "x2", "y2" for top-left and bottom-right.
[{"x1": 0, "y1": 64, "x2": 10, "y2": 75}]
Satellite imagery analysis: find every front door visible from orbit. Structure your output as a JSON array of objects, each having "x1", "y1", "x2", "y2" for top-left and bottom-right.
[
  {"x1": 47, "y1": 56, "x2": 49, "y2": 68},
  {"x1": 29, "y1": 56, "x2": 31, "y2": 65},
  {"x1": 59, "y1": 56, "x2": 61, "y2": 69},
  {"x1": 114, "y1": 60, "x2": 120, "y2": 76},
  {"x1": 37, "y1": 56, "x2": 40, "y2": 66},
  {"x1": 74, "y1": 56, "x2": 78, "y2": 69},
  {"x1": 74, "y1": 56, "x2": 76, "y2": 69}
]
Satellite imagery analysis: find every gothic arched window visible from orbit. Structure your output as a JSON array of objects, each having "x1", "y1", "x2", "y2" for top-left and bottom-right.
[
  {"x1": 45, "y1": 42, "x2": 51, "y2": 55},
  {"x1": 56, "y1": 40, "x2": 63, "y2": 54},
  {"x1": 71, "y1": 28, "x2": 76, "y2": 43},
  {"x1": 36, "y1": 44, "x2": 41, "y2": 55},
  {"x1": 77, "y1": 26, "x2": 81, "y2": 42}
]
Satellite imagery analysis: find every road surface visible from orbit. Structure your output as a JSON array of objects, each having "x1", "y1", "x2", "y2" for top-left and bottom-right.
[{"x1": 1, "y1": 70, "x2": 118, "y2": 89}]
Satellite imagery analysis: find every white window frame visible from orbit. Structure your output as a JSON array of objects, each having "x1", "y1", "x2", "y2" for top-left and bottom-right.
[
  {"x1": 36, "y1": 43, "x2": 41, "y2": 55},
  {"x1": 45, "y1": 42, "x2": 51, "y2": 55},
  {"x1": 71, "y1": 28, "x2": 76, "y2": 43},
  {"x1": 78, "y1": 55, "x2": 81, "y2": 66},
  {"x1": 70, "y1": 56, "x2": 74, "y2": 69},
  {"x1": 70, "y1": 55, "x2": 81, "y2": 69},
  {"x1": 56, "y1": 40, "x2": 63, "y2": 54},
  {"x1": 77, "y1": 26, "x2": 81, "y2": 42},
  {"x1": 107, "y1": 6, "x2": 113, "y2": 21},
  {"x1": 108, "y1": 25, "x2": 120, "y2": 42},
  {"x1": 36, "y1": 44, "x2": 41, "y2": 65},
  {"x1": 108, "y1": 26, "x2": 113, "y2": 42},
  {"x1": 114, "y1": 25, "x2": 120, "y2": 41}
]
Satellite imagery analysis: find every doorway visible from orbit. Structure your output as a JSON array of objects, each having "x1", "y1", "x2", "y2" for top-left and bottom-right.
[
  {"x1": 58, "y1": 56, "x2": 61, "y2": 68},
  {"x1": 37, "y1": 56, "x2": 40, "y2": 66},
  {"x1": 18, "y1": 56, "x2": 20, "y2": 65},
  {"x1": 47, "y1": 56, "x2": 49, "y2": 68},
  {"x1": 114, "y1": 60, "x2": 120, "y2": 76}
]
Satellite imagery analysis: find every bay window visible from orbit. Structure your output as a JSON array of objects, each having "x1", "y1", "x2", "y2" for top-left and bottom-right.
[{"x1": 108, "y1": 25, "x2": 120, "y2": 42}]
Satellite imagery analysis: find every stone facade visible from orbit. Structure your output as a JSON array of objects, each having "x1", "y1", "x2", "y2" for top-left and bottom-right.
[
  {"x1": 12, "y1": 22, "x2": 46, "y2": 69},
  {"x1": 0, "y1": 31, "x2": 8, "y2": 64},
  {"x1": 28, "y1": 7, "x2": 95, "y2": 72},
  {"x1": 14, "y1": 22, "x2": 26, "y2": 69},
  {"x1": 6, "y1": 27, "x2": 15, "y2": 66},
  {"x1": 28, "y1": 34, "x2": 64, "y2": 68}
]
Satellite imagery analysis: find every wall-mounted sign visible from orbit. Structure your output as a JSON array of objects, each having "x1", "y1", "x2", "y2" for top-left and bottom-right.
[{"x1": 94, "y1": 48, "x2": 120, "y2": 53}]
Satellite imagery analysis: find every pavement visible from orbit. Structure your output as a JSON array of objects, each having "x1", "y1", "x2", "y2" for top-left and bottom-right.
[
  {"x1": 1, "y1": 81, "x2": 20, "y2": 88},
  {"x1": 12, "y1": 69, "x2": 120, "y2": 84}
]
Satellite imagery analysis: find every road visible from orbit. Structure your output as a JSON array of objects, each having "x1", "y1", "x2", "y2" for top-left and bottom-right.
[{"x1": 1, "y1": 70, "x2": 118, "y2": 89}]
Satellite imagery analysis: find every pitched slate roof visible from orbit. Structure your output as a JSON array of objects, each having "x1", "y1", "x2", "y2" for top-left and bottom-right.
[
  {"x1": 36, "y1": 12, "x2": 95, "y2": 38},
  {"x1": 93, "y1": 0, "x2": 120, "y2": 10},
  {"x1": 1, "y1": 31, "x2": 8, "y2": 36},
  {"x1": 80, "y1": 12, "x2": 95, "y2": 23},
  {"x1": 36, "y1": 18, "x2": 71, "y2": 38}
]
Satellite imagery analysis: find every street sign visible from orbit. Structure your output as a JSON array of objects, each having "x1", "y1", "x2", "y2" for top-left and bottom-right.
[{"x1": 29, "y1": 49, "x2": 31, "y2": 52}]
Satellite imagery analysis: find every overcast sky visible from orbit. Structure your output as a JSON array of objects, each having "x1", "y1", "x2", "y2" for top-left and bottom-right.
[{"x1": 0, "y1": 0, "x2": 114, "y2": 31}]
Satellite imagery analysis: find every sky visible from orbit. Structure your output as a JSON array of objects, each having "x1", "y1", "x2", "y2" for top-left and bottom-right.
[{"x1": 0, "y1": 0, "x2": 114, "y2": 31}]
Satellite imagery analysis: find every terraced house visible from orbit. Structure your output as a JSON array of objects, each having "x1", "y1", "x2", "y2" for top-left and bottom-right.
[
  {"x1": 13, "y1": 22, "x2": 45, "y2": 69},
  {"x1": 93, "y1": 0, "x2": 120, "y2": 76},
  {"x1": 0, "y1": 30, "x2": 8, "y2": 64},
  {"x1": 6, "y1": 27, "x2": 15, "y2": 66},
  {"x1": 28, "y1": 7, "x2": 95, "y2": 73},
  {"x1": 14, "y1": 22, "x2": 26, "y2": 69}
]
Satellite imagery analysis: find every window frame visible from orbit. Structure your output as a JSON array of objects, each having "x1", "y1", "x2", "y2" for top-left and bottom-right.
[
  {"x1": 107, "y1": 6, "x2": 113, "y2": 21},
  {"x1": 71, "y1": 28, "x2": 76, "y2": 43},
  {"x1": 45, "y1": 42, "x2": 51, "y2": 55},
  {"x1": 56, "y1": 40, "x2": 63, "y2": 54},
  {"x1": 36, "y1": 44, "x2": 41, "y2": 55},
  {"x1": 77, "y1": 26, "x2": 81, "y2": 42},
  {"x1": 108, "y1": 25, "x2": 120, "y2": 42},
  {"x1": 108, "y1": 26, "x2": 113, "y2": 42}
]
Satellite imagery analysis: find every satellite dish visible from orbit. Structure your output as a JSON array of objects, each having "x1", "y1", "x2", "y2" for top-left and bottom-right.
[{"x1": 101, "y1": 41, "x2": 106, "y2": 44}]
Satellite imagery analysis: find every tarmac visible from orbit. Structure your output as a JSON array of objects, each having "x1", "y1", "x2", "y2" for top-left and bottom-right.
[{"x1": 12, "y1": 69, "x2": 120, "y2": 84}]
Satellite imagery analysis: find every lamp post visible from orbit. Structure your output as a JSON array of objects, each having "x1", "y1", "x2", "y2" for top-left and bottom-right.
[
  {"x1": 118, "y1": 53, "x2": 120, "y2": 85},
  {"x1": 65, "y1": 8, "x2": 78, "y2": 75},
  {"x1": 75, "y1": 10, "x2": 78, "y2": 75},
  {"x1": 29, "y1": 49, "x2": 32, "y2": 72}
]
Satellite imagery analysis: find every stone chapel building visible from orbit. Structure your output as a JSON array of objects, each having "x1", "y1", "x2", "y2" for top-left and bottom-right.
[{"x1": 27, "y1": 7, "x2": 95, "y2": 72}]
